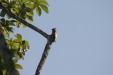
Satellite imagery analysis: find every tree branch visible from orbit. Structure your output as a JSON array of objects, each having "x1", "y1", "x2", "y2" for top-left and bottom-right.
[
  {"x1": 0, "y1": 27, "x2": 17, "y2": 75},
  {"x1": 35, "y1": 29, "x2": 56, "y2": 75},
  {"x1": 0, "y1": 1, "x2": 49, "y2": 40},
  {"x1": 35, "y1": 41, "x2": 51, "y2": 75}
]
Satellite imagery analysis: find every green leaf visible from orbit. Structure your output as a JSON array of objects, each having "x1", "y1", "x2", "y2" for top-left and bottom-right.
[
  {"x1": 0, "y1": 9, "x2": 6, "y2": 17},
  {"x1": 3, "y1": 70, "x2": 7, "y2": 75},
  {"x1": 39, "y1": 4, "x2": 49, "y2": 13},
  {"x1": 2, "y1": 2, "x2": 9, "y2": 7},
  {"x1": 17, "y1": 52, "x2": 24, "y2": 59},
  {"x1": 15, "y1": 34, "x2": 22, "y2": 40},
  {"x1": 22, "y1": 23, "x2": 26, "y2": 28},
  {"x1": 15, "y1": 64, "x2": 23, "y2": 69},
  {"x1": 12, "y1": 7, "x2": 19, "y2": 13},
  {"x1": 16, "y1": 21, "x2": 21, "y2": 28},
  {"x1": 6, "y1": 21, "x2": 14, "y2": 25},
  {"x1": 36, "y1": 6, "x2": 41, "y2": 16},
  {"x1": 25, "y1": 3, "x2": 35, "y2": 9},
  {"x1": 27, "y1": 10, "x2": 34, "y2": 17},
  {"x1": 22, "y1": 40, "x2": 25, "y2": 45},
  {"x1": 25, "y1": 7, "x2": 32, "y2": 12},
  {"x1": 20, "y1": 40, "x2": 30, "y2": 51},
  {"x1": 39, "y1": 0, "x2": 49, "y2": 6},
  {"x1": 21, "y1": 3, "x2": 26, "y2": 9},
  {"x1": 21, "y1": 0, "x2": 29, "y2": 3},
  {"x1": 15, "y1": 69, "x2": 20, "y2": 75},
  {"x1": 13, "y1": 58, "x2": 19, "y2": 63},
  {"x1": 26, "y1": 14, "x2": 33, "y2": 22},
  {"x1": 10, "y1": 1, "x2": 16, "y2": 5},
  {"x1": 2, "y1": 28, "x2": 10, "y2": 38},
  {"x1": 13, "y1": 39, "x2": 20, "y2": 43},
  {"x1": 15, "y1": 34, "x2": 22, "y2": 39}
]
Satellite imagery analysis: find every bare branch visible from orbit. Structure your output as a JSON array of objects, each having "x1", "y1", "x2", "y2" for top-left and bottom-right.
[
  {"x1": 35, "y1": 28, "x2": 57, "y2": 75},
  {"x1": 35, "y1": 41, "x2": 51, "y2": 75}
]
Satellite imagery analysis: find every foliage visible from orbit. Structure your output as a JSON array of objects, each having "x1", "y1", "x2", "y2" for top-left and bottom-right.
[{"x1": 0, "y1": 0, "x2": 49, "y2": 75}]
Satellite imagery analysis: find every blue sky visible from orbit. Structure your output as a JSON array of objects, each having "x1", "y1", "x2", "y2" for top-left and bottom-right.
[{"x1": 15, "y1": 0, "x2": 113, "y2": 75}]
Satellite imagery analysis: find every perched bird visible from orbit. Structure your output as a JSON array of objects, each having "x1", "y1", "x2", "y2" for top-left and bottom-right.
[{"x1": 51, "y1": 28, "x2": 58, "y2": 42}]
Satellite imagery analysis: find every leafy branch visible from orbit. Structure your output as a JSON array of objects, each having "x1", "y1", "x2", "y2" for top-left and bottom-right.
[{"x1": 0, "y1": 1, "x2": 57, "y2": 75}]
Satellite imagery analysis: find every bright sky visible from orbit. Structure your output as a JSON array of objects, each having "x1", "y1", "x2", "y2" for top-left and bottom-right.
[{"x1": 16, "y1": 0, "x2": 113, "y2": 75}]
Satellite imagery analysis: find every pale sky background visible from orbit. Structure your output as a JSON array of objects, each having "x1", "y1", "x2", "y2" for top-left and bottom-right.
[{"x1": 13, "y1": 0, "x2": 113, "y2": 75}]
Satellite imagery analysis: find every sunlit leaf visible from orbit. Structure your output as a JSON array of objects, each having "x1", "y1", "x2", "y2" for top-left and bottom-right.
[
  {"x1": 25, "y1": 3, "x2": 35, "y2": 9},
  {"x1": 2, "y1": 2, "x2": 9, "y2": 7},
  {"x1": 3, "y1": 70, "x2": 7, "y2": 75},
  {"x1": 36, "y1": 6, "x2": 41, "y2": 16},
  {"x1": 22, "y1": 23, "x2": 26, "y2": 28},
  {"x1": 13, "y1": 58, "x2": 19, "y2": 63},
  {"x1": 15, "y1": 64, "x2": 23, "y2": 69},
  {"x1": 39, "y1": 0, "x2": 49, "y2": 6},
  {"x1": 27, "y1": 10, "x2": 34, "y2": 17},
  {"x1": 39, "y1": 4, "x2": 49, "y2": 13},
  {"x1": 14, "y1": 34, "x2": 22, "y2": 41},
  {"x1": 21, "y1": 0, "x2": 29, "y2": 3},
  {"x1": 16, "y1": 21, "x2": 20, "y2": 28}
]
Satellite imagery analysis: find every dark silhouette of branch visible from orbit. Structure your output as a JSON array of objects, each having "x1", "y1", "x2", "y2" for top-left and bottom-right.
[
  {"x1": 0, "y1": 1, "x2": 57, "y2": 75},
  {"x1": 0, "y1": 27, "x2": 17, "y2": 75}
]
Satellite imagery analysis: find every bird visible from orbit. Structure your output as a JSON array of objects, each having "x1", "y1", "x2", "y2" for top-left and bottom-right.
[{"x1": 51, "y1": 28, "x2": 58, "y2": 42}]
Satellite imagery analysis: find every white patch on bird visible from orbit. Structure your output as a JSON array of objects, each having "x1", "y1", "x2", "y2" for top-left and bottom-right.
[{"x1": 55, "y1": 33, "x2": 57, "y2": 38}]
